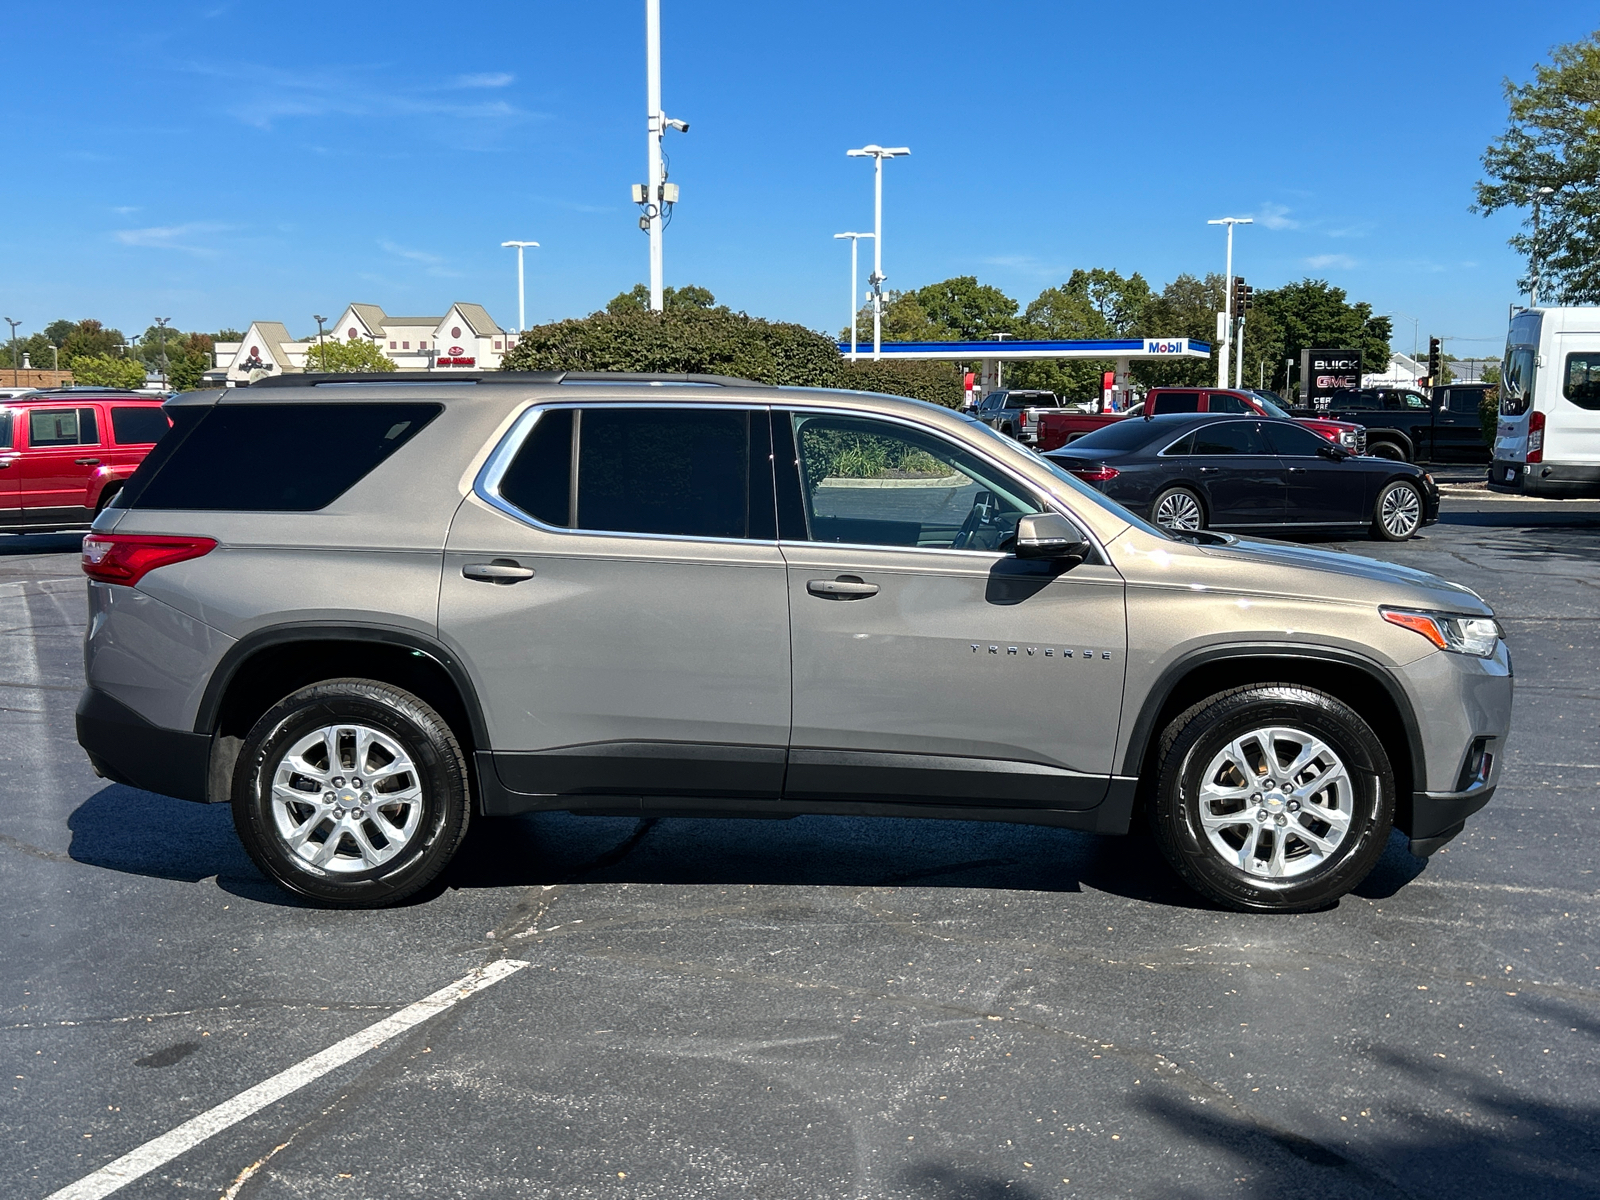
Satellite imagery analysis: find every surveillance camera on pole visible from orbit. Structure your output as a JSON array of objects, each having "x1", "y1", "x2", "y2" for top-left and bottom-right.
[
  {"x1": 634, "y1": 0, "x2": 689, "y2": 313},
  {"x1": 848, "y1": 144, "x2": 910, "y2": 360}
]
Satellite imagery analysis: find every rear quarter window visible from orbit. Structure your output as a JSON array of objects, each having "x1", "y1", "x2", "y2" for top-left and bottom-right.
[
  {"x1": 111, "y1": 405, "x2": 173, "y2": 445},
  {"x1": 1562, "y1": 353, "x2": 1600, "y2": 410},
  {"x1": 121, "y1": 402, "x2": 442, "y2": 511}
]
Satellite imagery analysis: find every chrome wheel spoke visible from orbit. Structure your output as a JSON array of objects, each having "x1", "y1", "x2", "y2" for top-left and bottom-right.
[{"x1": 1265, "y1": 828, "x2": 1290, "y2": 877}]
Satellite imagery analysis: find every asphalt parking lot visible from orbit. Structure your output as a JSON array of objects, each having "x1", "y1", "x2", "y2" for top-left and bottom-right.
[{"x1": 4, "y1": 474, "x2": 1599, "y2": 1200}]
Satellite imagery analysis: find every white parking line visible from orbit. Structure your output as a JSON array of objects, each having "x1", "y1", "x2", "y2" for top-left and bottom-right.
[{"x1": 44, "y1": 958, "x2": 529, "y2": 1200}]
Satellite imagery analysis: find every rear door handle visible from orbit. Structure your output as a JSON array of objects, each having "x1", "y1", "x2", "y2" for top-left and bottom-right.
[
  {"x1": 1287, "y1": 466, "x2": 1308, "y2": 474},
  {"x1": 807, "y1": 576, "x2": 879, "y2": 600},
  {"x1": 1199, "y1": 466, "x2": 1220, "y2": 473},
  {"x1": 463, "y1": 560, "x2": 535, "y2": 584},
  {"x1": 75, "y1": 457, "x2": 101, "y2": 466}
]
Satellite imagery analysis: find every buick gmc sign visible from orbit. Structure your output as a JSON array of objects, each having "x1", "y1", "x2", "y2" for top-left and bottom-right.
[
  {"x1": 1143, "y1": 338, "x2": 1189, "y2": 354},
  {"x1": 1300, "y1": 348, "x2": 1362, "y2": 405}
]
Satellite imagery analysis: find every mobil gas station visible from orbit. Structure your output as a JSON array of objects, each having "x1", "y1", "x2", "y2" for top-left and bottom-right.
[{"x1": 837, "y1": 336, "x2": 1213, "y2": 408}]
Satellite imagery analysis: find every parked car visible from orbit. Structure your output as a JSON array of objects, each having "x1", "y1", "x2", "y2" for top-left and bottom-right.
[
  {"x1": 78, "y1": 371, "x2": 1507, "y2": 913},
  {"x1": 1, "y1": 390, "x2": 171, "y2": 532},
  {"x1": 1295, "y1": 386, "x2": 1488, "y2": 463},
  {"x1": 1044, "y1": 413, "x2": 1438, "y2": 540},
  {"x1": 1037, "y1": 387, "x2": 1364, "y2": 453},
  {"x1": 971, "y1": 389, "x2": 1072, "y2": 444},
  {"x1": 1492, "y1": 305, "x2": 1600, "y2": 497}
]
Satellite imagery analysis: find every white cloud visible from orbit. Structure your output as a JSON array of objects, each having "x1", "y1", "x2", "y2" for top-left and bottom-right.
[
  {"x1": 114, "y1": 222, "x2": 227, "y2": 255},
  {"x1": 1255, "y1": 202, "x2": 1299, "y2": 231},
  {"x1": 453, "y1": 72, "x2": 514, "y2": 89},
  {"x1": 980, "y1": 254, "x2": 1066, "y2": 277},
  {"x1": 380, "y1": 240, "x2": 461, "y2": 277},
  {"x1": 1305, "y1": 253, "x2": 1356, "y2": 270}
]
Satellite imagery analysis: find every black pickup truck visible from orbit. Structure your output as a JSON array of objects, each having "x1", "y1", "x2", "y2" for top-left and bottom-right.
[{"x1": 1294, "y1": 385, "x2": 1491, "y2": 463}]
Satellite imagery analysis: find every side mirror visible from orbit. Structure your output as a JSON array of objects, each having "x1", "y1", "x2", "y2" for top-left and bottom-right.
[
  {"x1": 1015, "y1": 512, "x2": 1091, "y2": 563},
  {"x1": 1316, "y1": 443, "x2": 1350, "y2": 460}
]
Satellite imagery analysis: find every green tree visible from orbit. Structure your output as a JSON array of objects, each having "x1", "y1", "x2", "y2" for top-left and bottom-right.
[
  {"x1": 1250, "y1": 279, "x2": 1391, "y2": 396},
  {"x1": 1474, "y1": 29, "x2": 1600, "y2": 302},
  {"x1": 1128, "y1": 273, "x2": 1228, "y2": 388},
  {"x1": 215, "y1": 328, "x2": 244, "y2": 342},
  {"x1": 912, "y1": 276, "x2": 1018, "y2": 340},
  {"x1": 59, "y1": 319, "x2": 126, "y2": 361},
  {"x1": 605, "y1": 284, "x2": 725, "y2": 315},
  {"x1": 304, "y1": 339, "x2": 398, "y2": 373},
  {"x1": 1006, "y1": 268, "x2": 1154, "y2": 398},
  {"x1": 0, "y1": 332, "x2": 58, "y2": 370},
  {"x1": 67, "y1": 354, "x2": 147, "y2": 389}
]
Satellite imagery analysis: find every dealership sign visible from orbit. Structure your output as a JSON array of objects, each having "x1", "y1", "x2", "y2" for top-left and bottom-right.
[{"x1": 1300, "y1": 348, "x2": 1361, "y2": 405}]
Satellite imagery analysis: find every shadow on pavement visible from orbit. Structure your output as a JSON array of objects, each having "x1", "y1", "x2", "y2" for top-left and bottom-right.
[
  {"x1": 900, "y1": 1163, "x2": 1046, "y2": 1199},
  {"x1": 1137, "y1": 1050, "x2": 1600, "y2": 1200},
  {"x1": 0, "y1": 532, "x2": 84, "y2": 557}
]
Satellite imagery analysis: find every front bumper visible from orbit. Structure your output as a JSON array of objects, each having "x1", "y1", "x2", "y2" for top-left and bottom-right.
[{"x1": 76, "y1": 686, "x2": 212, "y2": 803}]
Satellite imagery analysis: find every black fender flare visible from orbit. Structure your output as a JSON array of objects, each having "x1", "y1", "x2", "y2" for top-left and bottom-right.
[
  {"x1": 1118, "y1": 642, "x2": 1427, "y2": 788},
  {"x1": 193, "y1": 621, "x2": 491, "y2": 749}
]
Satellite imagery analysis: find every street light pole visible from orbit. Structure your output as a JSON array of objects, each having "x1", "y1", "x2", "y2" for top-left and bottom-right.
[
  {"x1": 154, "y1": 317, "x2": 171, "y2": 389},
  {"x1": 847, "y1": 144, "x2": 910, "y2": 360},
  {"x1": 1530, "y1": 185, "x2": 1556, "y2": 308},
  {"x1": 1207, "y1": 217, "x2": 1252, "y2": 388},
  {"x1": 501, "y1": 241, "x2": 540, "y2": 334},
  {"x1": 4, "y1": 318, "x2": 18, "y2": 387},
  {"x1": 641, "y1": 0, "x2": 689, "y2": 312},
  {"x1": 313, "y1": 315, "x2": 327, "y2": 369},
  {"x1": 833, "y1": 233, "x2": 874, "y2": 361}
]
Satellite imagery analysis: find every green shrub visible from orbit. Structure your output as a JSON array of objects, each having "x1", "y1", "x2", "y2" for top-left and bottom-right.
[
  {"x1": 838, "y1": 358, "x2": 965, "y2": 408},
  {"x1": 66, "y1": 354, "x2": 146, "y2": 390},
  {"x1": 1478, "y1": 386, "x2": 1500, "y2": 446}
]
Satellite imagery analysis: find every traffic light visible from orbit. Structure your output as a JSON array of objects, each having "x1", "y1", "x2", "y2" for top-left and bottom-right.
[
  {"x1": 1233, "y1": 278, "x2": 1253, "y2": 313},
  {"x1": 1428, "y1": 336, "x2": 1441, "y2": 384}
]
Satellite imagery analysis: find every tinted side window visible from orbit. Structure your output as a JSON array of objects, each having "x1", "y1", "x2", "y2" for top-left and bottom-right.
[
  {"x1": 111, "y1": 405, "x2": 172, "y2": 445},
  {"x1": 125, "y1": 403, "x2": 441, "y2": 511},
  {"x1": 497, "y1": 408, "x2": 572, "y2": 526},
  {"x1": 1152, "y1": 391, "x2": 1201, "y2": 413},
  {"x1": 1563, "y1": 353, "x2": 1600, "y2": 411},
  {"x1": 1332, "y1": 391, "x2": 1378, "y2": 410},
  {"x1": 1161, "y1": 432, "x2": 1195, "y2": 456},
  {"x1": 1207, "y1": 393, "x2": 1252, "y2": 413},
  {"x1": 1191, "y1": 421, "x2": 1269, "y2": 456},
  {"x1": 29, "y1": 408, "x2": 87, "y2": 447},
  {"x1": 1264, "y1": 422, "x2": 1332, "y2": 456},
  {"x1": 0, "y1": 410, "x2": 12, "y2": 450},
  {"x1": 1447, "y1": 390, "x2": 1484, "y2": 414},
  {"x1": 789, "y1": 412, "x2": 1042, "y2": 551}
]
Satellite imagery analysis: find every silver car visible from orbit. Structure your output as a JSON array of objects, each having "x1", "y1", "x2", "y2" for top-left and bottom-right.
[{"x1": 75, "y1": 372, "x2": 1512, "y2": 911}]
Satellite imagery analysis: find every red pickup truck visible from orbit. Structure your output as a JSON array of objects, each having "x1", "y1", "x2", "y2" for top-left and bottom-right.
[{"x1": 1036, "y1": 387, "x2": 1365, "y2": 454}]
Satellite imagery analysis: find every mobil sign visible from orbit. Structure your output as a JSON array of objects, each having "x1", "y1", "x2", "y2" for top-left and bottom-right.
[{"x1": 1143, "y1": 338, "x2": 1190, "y2": 354}]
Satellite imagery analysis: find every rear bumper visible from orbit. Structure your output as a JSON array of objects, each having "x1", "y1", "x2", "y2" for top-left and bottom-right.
[
  {"x1": 1489, "y1": 458, "x2": 1600, "y2": 497},
  {"x1": 76, "y1": 686, "x2": 212, "y2": 803}
]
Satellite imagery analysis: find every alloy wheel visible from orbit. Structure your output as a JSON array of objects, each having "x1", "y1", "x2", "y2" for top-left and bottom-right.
[
  {"x1": 1155, "y1": 490, "x2": 1203, "y2": 531},
  {"x1": 1380, "y1": 484, "x2": 1422, "y2": 539},
  {"x1": 269, "y1": 723, "x2": 424, "y2": 873}
]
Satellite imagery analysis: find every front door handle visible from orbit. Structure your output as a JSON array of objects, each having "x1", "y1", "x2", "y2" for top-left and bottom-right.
[
  {"x1": 1286, "y1": 466, "x2": 1308, "y2": 474},
  {"x1": 75, "y1": 457, "x2": 101, "y2": 466},
  {"x1": 463, "y1": 560, "x2": 535, "y2": 584},
  {"x1": 807, "y1": 575, "x2": 879, "y2": 600},
  {"x1": 0, "y1": 457, "x2": 14, "y2": 469},
  {"x1": 1199, "y1": 465, "x2": 1220, "y2": 473}
]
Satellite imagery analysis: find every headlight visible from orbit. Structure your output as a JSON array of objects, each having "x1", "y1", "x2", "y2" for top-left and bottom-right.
[
  {"x1": 1381, "y1": 607, "x2": 1502, "y2": 657},
  {"x1": 1339, "y1": 429, "x2": 1357, "y2": 447}
]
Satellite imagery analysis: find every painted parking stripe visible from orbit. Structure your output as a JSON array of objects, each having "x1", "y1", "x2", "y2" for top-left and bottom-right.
[{"x1": 45, "y1": 958, "x2": 529, "y2": 1200}]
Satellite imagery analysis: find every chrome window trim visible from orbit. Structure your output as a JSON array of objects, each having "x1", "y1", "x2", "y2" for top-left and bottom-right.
[{"x1": 473, "y1": 400, "x2": 780, "y2": 548}]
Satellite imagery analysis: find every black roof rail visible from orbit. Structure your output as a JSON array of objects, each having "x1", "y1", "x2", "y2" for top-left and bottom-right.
[{"x1": 247, "y1": 370, "x2": 774, "y2": 388}]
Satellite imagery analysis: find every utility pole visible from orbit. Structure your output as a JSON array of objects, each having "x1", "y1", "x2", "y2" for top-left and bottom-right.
[
  {"x1": 1530, "y1": 185, "x2": 1556, "y2": 308},
  {"x1": 4, "y1": 318, "x2": 18, "y2": 387},
  {"x1": 1207, "y1": 217, "x2": 1251, "y2": 387},
  {"x1": 639, "y1": 0, "x2": 688, "y2": 312},
  {"x1": 313, "y1": 315, "x2": 327, "y2": 369},
  {"x1": 501, "y1": 241, "x2": 539, "y2": 333},
  {"x1": 833, "y1": 232, "x2": 874, "y2": 360},
  {"x1": 848, "y1": 144, "x2": 910, "y2": 360},
  {"x1": 154, "y1": 317, "x2": 171, "y2": 389}
]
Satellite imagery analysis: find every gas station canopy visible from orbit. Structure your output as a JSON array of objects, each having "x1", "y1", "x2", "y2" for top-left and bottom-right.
[{"x1": 833, "y1": 337, "x2": 1211, "y2": 361}]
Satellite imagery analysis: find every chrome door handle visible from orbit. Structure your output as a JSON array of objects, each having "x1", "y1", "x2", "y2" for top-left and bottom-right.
[
  {"x1": 1199, "y1": 466, "x2": 1220, "y2": 473},
  {"x1": 75, "y1": 457, "x2": 101, "y2": 466},
  {"x1": 807, "y1": 576, "x2": 879, "y2": 600},
  {"x1": 1286, "y1": 466, "x2": 1307, "y2": 473},
  {"x1": 462, "y1": 560, "x2": 535, "y2": 584},
  {"x1": 0, "y1": 457, "x2": 14, "y2": 468}
]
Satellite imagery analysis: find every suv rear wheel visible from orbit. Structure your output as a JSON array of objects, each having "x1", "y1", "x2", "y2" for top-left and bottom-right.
[
  {"x1": 232, "y1": 679, "x2": 471, "y2": 907},
  {"x1": 1148, "y1": 685, "x2": 1393, "y2": 912}
]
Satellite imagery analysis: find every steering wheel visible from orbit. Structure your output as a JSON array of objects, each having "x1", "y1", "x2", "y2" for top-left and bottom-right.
[{"x1": 952, "y1": 490, "x2": 1001, "y2": 550}]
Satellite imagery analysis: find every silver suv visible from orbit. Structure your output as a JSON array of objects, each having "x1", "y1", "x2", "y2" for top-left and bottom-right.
[{"x1": 75, "y1": 373, "x2": 1512, "y2": 911}]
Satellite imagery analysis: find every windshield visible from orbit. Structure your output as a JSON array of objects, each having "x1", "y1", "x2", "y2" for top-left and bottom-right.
[{"x1": 1249, "y1": 391, "x2": 1292, "y2": 418}]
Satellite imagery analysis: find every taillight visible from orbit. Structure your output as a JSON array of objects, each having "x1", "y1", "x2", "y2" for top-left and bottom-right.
[
  {"x1": 1071, "y1": 465, "x2": 1121, "y2": 482},
  {"x1": 82, "y1": 534, "x2": 217, "y2": 586},
  {"x1": 1527, "y1": 410, "x2": 1545, "y2": 463}
]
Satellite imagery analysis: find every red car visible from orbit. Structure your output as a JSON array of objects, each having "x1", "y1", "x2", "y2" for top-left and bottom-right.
[
  {"x1": 1037, "y1": 387, "x2": 1365, "y2": 454},
  {"x1": 0, "y1": 389, "x2": 171, "y2": 532}
]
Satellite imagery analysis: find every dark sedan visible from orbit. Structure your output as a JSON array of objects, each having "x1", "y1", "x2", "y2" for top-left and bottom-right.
[{"x1": 1043, "y1": 413, "x2": 1440, "y2": 541}]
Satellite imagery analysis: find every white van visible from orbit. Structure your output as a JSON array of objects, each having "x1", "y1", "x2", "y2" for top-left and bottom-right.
[{"x1": 1491, "y1": 306, "x2": 1600, "y2": 497}]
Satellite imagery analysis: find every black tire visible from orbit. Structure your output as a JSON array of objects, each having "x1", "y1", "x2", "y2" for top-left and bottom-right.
[
  {"x1": 1368, "y1": 440, "x2": 1407, "y2": 462},
  {"x1": 1370, "y1": 479, "x2": 1424, "y2": 541},
  {"x1": 232, "y1": 679, "x2": 471, "y2": 907},
  {"x1": 1148, "y1": 685, "x2": 1393, "y2": 912},
  {"x1": 1150, "y1": 486, "x2": 1206, "y2": 532}
]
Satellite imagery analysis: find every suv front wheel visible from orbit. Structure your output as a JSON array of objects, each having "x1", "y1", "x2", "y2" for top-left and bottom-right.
[
  {"x1": 232, "y1": 679, "x2": 471, "y2": 907},
  {"x1": 1148, "y1": 685, "x2": 1393, "y2": 912}
]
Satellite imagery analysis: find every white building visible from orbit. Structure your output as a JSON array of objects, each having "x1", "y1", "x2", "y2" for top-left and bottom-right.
[
  {"x1": 1362, "y1": 352, "x2": 1425, "y2": 389},
  {"x1": 210, "y1": 302, "x2": 516, "y2": 384}
]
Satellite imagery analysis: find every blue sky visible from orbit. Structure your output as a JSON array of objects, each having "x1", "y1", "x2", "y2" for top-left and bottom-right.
[{"x1": 0, "y1": 1, "x2": 1593, "y2": 355}]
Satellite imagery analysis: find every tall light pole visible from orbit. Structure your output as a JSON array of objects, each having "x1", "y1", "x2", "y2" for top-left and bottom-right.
[
  {"x1": 4, "y1": 318, "x2": 18, "y2": 387},
  {"x1": 1207, "y1": 216, "x2": 1251, "y2": 387},
  {"x1": 1530, "y1": 185, "x2": 1556, "y2": 307},
  {"x1": 501, "y1": 241, "x2": 539, "y2": 334},
  {"x1": 1386, "y1": 311, "x2": 1419, "y2": 369},
  {"x1": 154, "y1": 317, "x2": 171, "y2": 389},
  {"x1": 847, "y1": 144, "x2": 910, "y2": 360},
  {"x1": 313, "y1": 314, "x2": 327, "y2": 368},
  {"x1": 833, "y1": 232, "x2": 874, "y2": 361},
  {"x1": 641, "y1": 0, "x2": 689, "y2": 312}
]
